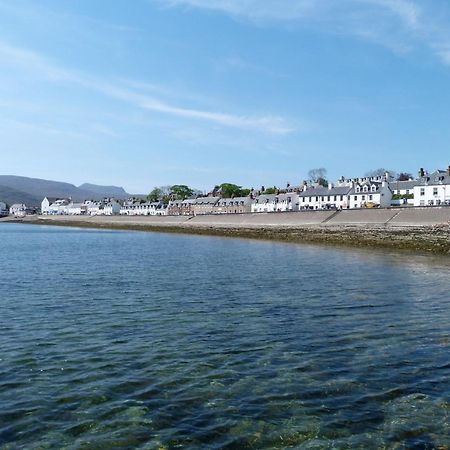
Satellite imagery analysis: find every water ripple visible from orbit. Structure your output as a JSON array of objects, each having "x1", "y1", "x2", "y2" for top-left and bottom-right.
[{"x1": 0, "y1": 224, "x2": 450, "y2": 449}]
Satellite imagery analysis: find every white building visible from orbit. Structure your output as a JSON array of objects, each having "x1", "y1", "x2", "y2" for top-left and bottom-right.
[
  {"x1": 120, "y1": 201, "x2": 166, "y2": 216},
  {"x1": 103, "y1": 200, "x2": 122, "y2": 216},
  {"x1": 41, "y1": 197, "x2": 71, "y2": 215},
  {"x1": 299, "y1": 185, "x2": 352, "y2": 210},
  {"x1": 413, "y1": 168, "x2": 450, "y2": 207},
  {"x1": 9, "y1": 204, "x2": 27, "y2": 217},
  {"x1": 389, "y1": 180, "x2": 417, "y2": 206},
  {"x1": 85, "y1": 201, "x2": 104, "y2": 216},
  {"x1": 349, "y1": 181, "x2": 392, "y2": 209},
  {"x1": 67, "y1": 202, "x2": 86, "y2": 215},
  {"x1": 251, "y1": 193, "x2": 299, "y2": 213}
]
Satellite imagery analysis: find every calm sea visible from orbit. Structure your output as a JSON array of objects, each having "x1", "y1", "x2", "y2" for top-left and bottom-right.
[{"x1": 0, "y1": 223, "x2": 449, "y2": 449}]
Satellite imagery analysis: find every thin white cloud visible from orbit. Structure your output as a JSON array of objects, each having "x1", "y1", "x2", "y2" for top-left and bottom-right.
[
  {"x1": 160, "y1": 0, "x2": 450, "y2": 65},
  {"x1": 0, "y1": 41, "x2": 295, "y2": 135}
]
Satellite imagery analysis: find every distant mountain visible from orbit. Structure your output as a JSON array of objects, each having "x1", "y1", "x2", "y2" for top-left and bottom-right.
[
  {"x1": 0, "y1": 185, "x2": 41, "y2": 207},
  {"x1": 0, "y1": 175, "x2": 132, "y2": 207},
  {"x1": 78, "y1": 183, "x2": 129, "y2": 199}
]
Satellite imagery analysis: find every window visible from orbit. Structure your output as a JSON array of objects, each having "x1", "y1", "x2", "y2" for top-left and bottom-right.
[
  {"x1": 362, "y1": 195, "x2": 366, "y2": 200},
  {"x1": 327, "y1": 196, "x2": 330, "y2": 201},
  {"x1": 406, "y1": 190, "x2": 409, "y2": 195},
  {"x1": 369, "y1": 195, "x2": 373, "y2": 201},
  {"x1": 433, "y1": 187, "x2": 438, "y2": 196},
  {"x1": 420, "y1": 188, "x2": 425, "y2": 196},
  {"x1": 354, "y1": 196, "x2": 357, "y2": 201}
]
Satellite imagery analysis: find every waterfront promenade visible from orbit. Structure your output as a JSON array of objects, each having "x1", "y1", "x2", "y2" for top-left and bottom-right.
[{"x1": 4, "y1": 206, "x2": 450, "y2": 254}]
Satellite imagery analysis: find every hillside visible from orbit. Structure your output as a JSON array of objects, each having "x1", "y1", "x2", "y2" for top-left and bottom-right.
[
  {"x1": 78, "y1": 183, "x2": 129, "y2": 198},
  {"x1": 0, "y1": 176, "x2": 131, "y2": 206},
  {"x1": 0, "y1": 185, "x2": 41, "y2": 207}
]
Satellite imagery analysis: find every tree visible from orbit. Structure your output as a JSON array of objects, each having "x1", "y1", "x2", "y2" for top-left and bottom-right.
[
  {"x1": 308, "y1": 168, "x2": 328, "y2": 186},
  {"x1": 397, "y1": 172, "x2": 413, "y2": 181},
  {"x1": 147, "y1": 186, "x2": 171, "y2": 203},
  {"x1": 170, "y1": 185, "x2": 194, "y2": 200},
  {"x1": 364, "y1": 168, "x2": 396, "y2": 179},
  {"x1": 263, "y1": 186, "x2": 278, "y2": 194},
  {"x1": 147, "y1": 187, "x2": 163, "y2": 202},
  {"x1": 218, "y1": 183, "x2": 250, "y2": 198}
]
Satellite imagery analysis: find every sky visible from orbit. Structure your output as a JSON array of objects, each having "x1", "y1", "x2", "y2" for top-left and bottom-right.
[{"x1": 1, "y1": 0, "x2": 450, "y2": 193}]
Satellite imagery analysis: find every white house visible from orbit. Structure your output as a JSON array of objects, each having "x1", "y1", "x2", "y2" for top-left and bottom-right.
[
  {"x1": 41, "y1": 197, "x2": 58, "y2": 215},
  {"x1": 413, "y1": 168, "x2": 450, "y2": 207},
  {"x1": 349, "y1": 181, "x2": 392, "y2": 209},
  {"x1": 9, "y1": 204, "x2": 27, "y2": 217},
  {"x1": 85, "y1": 201, "x2": 104, "y2": 216},
  {"x1": 389, "y1": 180, "x2": 417, "y2": 206},
  {"x1": 67, "y1": 202, "x2": 86, "y2": 215},
  {"x1": 41, "y1": 197, "x2": 71, "y2": 215},
  {"x1": 299, "y1": 185, "x2": 352, "y2": 210},
  {"x1": 251, "y1": 193, "x2": 299, "y2": 213},
  {"x1": 103, "y1": 200, "x2": 121, "y2": 216}
]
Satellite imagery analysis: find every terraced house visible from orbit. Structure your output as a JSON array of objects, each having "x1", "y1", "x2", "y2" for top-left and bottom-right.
[
  {"x1": 349, "y1": 180, "x2": 392, "y2": 209},
  {"x1": 215, "y1": 197, "x2": 252, "y2": 214},
  {"x1": 414, "y1": 168, "x2": 450, "y2": 207},
  {"x1": 299, "y1": 185, "x2": 352, "y2": 210},
  {"x1": 251, "y1": 194, "x2": 300, "y2": 213}
]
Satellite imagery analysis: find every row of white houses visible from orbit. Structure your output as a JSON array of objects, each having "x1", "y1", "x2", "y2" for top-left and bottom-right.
[
  {"x1": 41, "y1": 197, "x2": 167, "y2": 216},
  {"x1": 3, "y1": 167, "x2": 450, "y2": 218}
]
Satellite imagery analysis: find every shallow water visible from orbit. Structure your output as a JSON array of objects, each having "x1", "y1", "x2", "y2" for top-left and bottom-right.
[{"x1": 0, "y1": 223, "x2": 449, "y2": 449}]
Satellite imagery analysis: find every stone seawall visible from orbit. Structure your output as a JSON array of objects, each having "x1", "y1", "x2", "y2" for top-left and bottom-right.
[
  {"x1": 11, "y1": 206, "x2": 450, "y2": 228},
  {"x1": 4, "y1": 206, "x2": 450, "y2": 254}
]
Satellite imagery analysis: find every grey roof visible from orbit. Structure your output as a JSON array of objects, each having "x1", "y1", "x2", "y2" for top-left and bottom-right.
[
  {"x1": 348, "y1": 181, "x2": 392, "y2": 195},
  {"x1": 191, "y1": 196, "x2": 220, "y2": 205},
  {"x1": 254, "y1": 194, "x2": 277, "y2": 203},
  {"x1": 43, "y1": 197, "x2": 58, "y2": 203},
  {"x1": 299, "y1": 186, "x2": 351, "y2": 198},
  {"x1": 218, "y1": 197, "x2": 251, "y2": 206},
  {"x1": 389, "y1": 180, "x2": 418, "y2": 191},
  {"x1": 417, "y1": 170, "x2": 450, "y2": 186}
]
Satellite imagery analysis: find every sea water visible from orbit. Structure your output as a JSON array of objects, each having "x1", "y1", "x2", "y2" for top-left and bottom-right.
[{"x1": 0, "y1": 223, "x2": 449, "y2": 449}]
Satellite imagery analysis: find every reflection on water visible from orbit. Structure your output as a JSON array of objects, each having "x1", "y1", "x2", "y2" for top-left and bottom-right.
[{"x1": 0, "y1": 224, "x2": 449, "y2": 449}]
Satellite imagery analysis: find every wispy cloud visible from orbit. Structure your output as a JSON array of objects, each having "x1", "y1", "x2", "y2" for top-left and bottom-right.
[
  {"x1": 0, "y1": 41, "x2": 295, "y2": 135},
  {"x1": 160, "y1": 0, "x2": 450, "y2": 65}
]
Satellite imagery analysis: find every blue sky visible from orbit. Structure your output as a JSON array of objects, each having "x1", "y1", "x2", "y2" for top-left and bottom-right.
[{"x1": 1, "y1": 0, "x2": 450, "y2": 193}]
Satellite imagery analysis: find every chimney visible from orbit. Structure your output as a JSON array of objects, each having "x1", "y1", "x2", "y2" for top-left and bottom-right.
[
  {"x1": 419, "y1": 168, "x2": 425, "y2": 177},
  {"x1": 447, "y1": 166, "x2": 450, "y2": 176},
  {"x1": 328, "y1": 182, "x2": 332, "y2": 190}
]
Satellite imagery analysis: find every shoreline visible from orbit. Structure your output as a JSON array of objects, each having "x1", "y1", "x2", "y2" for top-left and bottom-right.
[{"x1": 3, "y1": 215, "x2": 450, "y2": 255}]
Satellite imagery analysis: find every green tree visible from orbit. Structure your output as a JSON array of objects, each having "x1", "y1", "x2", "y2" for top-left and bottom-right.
[
  {"x1": 263, "y1": 187, "x2": 278, "y2": 194},
  {"x1": 147, "y1": 186, "x2": 171, "y2": 203},
  {"x1": 170, "y1": 185, "x2": 194, "y2": 200},
  {"x1": 218, "y1": 183, "x2": 246, "y2": 198},
  {"x1": 147, "y1": 187, "x2": 163, "y2": 202}
]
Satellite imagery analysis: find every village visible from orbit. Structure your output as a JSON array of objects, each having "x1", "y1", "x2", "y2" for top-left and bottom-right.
[{"x1": 3, "y1": 167, "x2": 450, "y2": 218}]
